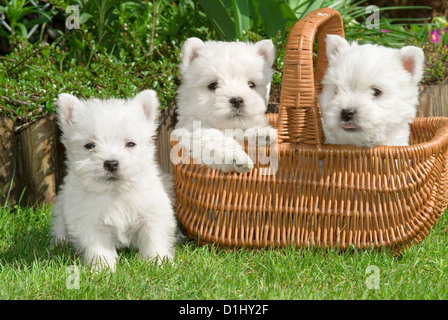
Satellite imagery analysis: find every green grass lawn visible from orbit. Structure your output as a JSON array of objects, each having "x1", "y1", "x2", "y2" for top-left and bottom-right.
[{"x1": 0, "y1": 203, "x2": 447, "y2": 300}]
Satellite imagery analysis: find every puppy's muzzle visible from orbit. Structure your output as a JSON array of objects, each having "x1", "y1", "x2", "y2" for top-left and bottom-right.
[
  {"x1": 104, "y1": 160, "x2": 119, "y2": 172},
  {"x1": 340, "y1": 109, "x2": 356, "y2": 122},
  {"x1": 340, "y1": 109, "x2": 358, "y2": 130},
  {"x1": 230, "y1": 97, "x2": 244, "y2": 109}
]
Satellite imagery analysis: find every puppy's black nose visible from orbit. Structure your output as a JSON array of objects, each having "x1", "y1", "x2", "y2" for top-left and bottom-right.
[
  {"x1": 230, "y1": 97, "x2": 244, "y2": 109},
  {"x1": 104, "y1": 160, "x2": 119, "y2": 172},
  {"x1": 341, "y1": 109, "x2": 356, "y2": 122}
]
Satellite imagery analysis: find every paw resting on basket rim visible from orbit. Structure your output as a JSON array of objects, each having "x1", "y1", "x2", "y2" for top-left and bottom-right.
[
  {"x1": 244, "y1": 126, "x2": 277, "y2": 146},
  {"x1": 207, "y1": 146, "x2": 254, "y2": 173}
]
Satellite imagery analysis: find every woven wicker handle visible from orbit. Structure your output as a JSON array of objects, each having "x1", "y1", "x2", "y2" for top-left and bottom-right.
[{"x1": 276, "y1": 8, "x2": 344, "y2": 145}]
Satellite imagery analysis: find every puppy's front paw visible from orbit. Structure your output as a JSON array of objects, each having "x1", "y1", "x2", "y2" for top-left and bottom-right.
[
  {"x1": 209, "y1": 150, "x2": 254, "y2": 173},
  {"x1": 245, "y1": 127, "x2": 277, "y2": 146},
  {"x1": 231, "y1": 152, "x2": 254, "y2": 173},
  {"x1": 84, "y1": 250, "x2": 118, "y2": 272},
  {"x1": 50, "y1": 236, "x2": 67, "y2": 249},
  {"x1": 258, "y1": 127, "x2": 277, "y2": 146},
  {"x1": 88, "y1": 257, "x2": 117, "y2": 273}
]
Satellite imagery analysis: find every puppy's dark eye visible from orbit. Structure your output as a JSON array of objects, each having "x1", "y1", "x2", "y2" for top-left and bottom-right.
[
  {"x1": 84, "y1": 143, "x2": 95, "y2": 150},
  {"x1": 372, "y1": 88, "x2": 382, "y2": 96},
  {"x1": 208, "y1": 82, "x2": 218, "y2": 90},
  {"x1": 248, "y1": 81, "x2": 256, "y2": 89},
  {"x1": 125, "y1": 142, "x2": 136, "y2": 148}
]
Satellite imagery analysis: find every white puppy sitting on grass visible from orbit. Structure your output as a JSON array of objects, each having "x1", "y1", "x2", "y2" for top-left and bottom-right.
[{"x1": 51, "y1": 90, "x2": 177, "y2": 271}]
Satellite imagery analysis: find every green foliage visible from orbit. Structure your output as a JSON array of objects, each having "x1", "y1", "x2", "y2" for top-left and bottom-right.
[
  {"x1": 0, "y1": 40, "x2": 180, "y2": 124},
  {"x1": 333, "y1": 2, "x2": 447, "y2": 84},
  {"x1": 53, "y1": 0, "x2": 152, "y2": 64},
  {"x1": 423, "y1": 44, "x2": 448, "y2": 85},
  {"x1": 196, "y1": 0, "x2": 248, "y2": 41},
  {"x1": 0, "y1": 0, "x2": 56, "y2": 43},
  {"x1": 407, "y1": 16, "x2": 448, "y2": 85},
  {"x1": 1, "y1": 1, "x2": 210, "y2": 122},
  {"x1": 197, "y1": 0, "x2": 323, "y2": 40},
  {"x1": 49, "y1": 0, "x2": 211, "y2": 65},
  {"x1": 253, "y1": 0, "x2": 297, "y2": 38},
  {"x1": 331, "y1": 0, "x2": 431, "y2": 47},
  {"x1": 1, "y1": 0, "x2": 447, "y2": 123}
]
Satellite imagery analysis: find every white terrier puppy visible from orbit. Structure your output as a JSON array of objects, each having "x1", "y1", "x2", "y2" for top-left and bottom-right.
[
  {"x1": 319, "y1": 34, "x2": 424, "y2": 147},
  {"x1": 173, "y1": 38, "x2": 277, "y2": 173},
  {"x1": 51, "y1": 90, "x2": 177, "y2": 271}
]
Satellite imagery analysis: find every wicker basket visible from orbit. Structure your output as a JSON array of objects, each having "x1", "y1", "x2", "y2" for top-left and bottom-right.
[{"x1": 169, "y1": 8, "x2": 448, "y2": 250}]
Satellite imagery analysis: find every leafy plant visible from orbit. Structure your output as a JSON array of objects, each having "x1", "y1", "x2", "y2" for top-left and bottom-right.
[
  {"x1": 197, "y1": 0, "x2": 322, "y2": 40},
  {"x1": 0, "y1": 0, "x2": 55, "y2": 44},
  {"x1": 196, "y1": 0, "x2": 250, "y2": 40},
  {"x1": 0, "y1": 0, "x2": 215, "y2": 122},
  {"x1": 424, "y1": 47, "x2": 448, "y2": 85},
  {"x1": 1, "y1": 0, "x2": 447, "y2": 124},
  {"x1": 0, "y1": 39, "x2": 180, "y2": 124},
  {"x1": 50, "y1": 0, "x2": 136, "y2": 65},
  {"x1": 330, "y1": 0, "x2": 432, "y2": 47},
  {"x1": 418, "y1": 16, "x2": 448, "y2": 85},
  {"x1": 153, "y1": 0, "x2": 212, "y2": 44},
  {"x1": 330, "y1": 2, "x2": 447, "y2": 84},
  {"x1": 251, "y1": 0, "x2": 297, "y2": 38}
]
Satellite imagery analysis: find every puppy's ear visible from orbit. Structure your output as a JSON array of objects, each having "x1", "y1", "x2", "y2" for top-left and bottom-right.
[
  {"x1": 55, "y1": 93, "x2": 82, "y2": 127},
  {"x1": 133, "y1": 90, "x2": 160, "y2": 123},
  {"x1": 399, "y1": 46, "x2": 425, "y2": 84},
  {"x1": 325, "y1": 34, "x2": 350, "y2": 59},
  {"x1": 255, "y1": 39, "x2": 275, "y2": 67},
  {"x1": 180, "y1": 37, "x2": 204, "y2": 69}
]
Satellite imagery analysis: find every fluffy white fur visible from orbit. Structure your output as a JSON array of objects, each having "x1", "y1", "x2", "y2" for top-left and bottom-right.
[
  {"x1": 51, "y1": 90, "x2": 177, "y2": 271},
  {"x1": 173, "y1": 38, "x2": 277, "y2": 172},
  {"x1": 319, "y1": 34, "x2": 425, "y2": 147}
]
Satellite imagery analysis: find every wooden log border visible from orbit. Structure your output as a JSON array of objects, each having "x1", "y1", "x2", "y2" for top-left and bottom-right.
[
  {"x1": 418, "y1": 84, "x2": 448, "y2": 117},
  {"x1": 0, "y1": 84, "x2": 446, "y2": 206},
  {"x1": 15, "y1": 114, "x2": 64, "y2": 206},
  {"x1": 0, "y1": 117, "x2": 18, "y2": 205}
]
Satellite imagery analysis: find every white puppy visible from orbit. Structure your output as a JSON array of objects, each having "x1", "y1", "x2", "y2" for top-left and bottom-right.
[
  {"x1": 173, "y1": 38, "x2": 277, "y2": 172},
  {"x1": 51, "y1": 90, "x2": 177, "y2": 271},
  {"x1": 319, "y1": 34, "x2": 424, "y2": 147}
]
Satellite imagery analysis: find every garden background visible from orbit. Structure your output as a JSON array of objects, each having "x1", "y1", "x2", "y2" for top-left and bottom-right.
[{"x1": 0, "y1": 0, "x2": 448, "y2": 300}]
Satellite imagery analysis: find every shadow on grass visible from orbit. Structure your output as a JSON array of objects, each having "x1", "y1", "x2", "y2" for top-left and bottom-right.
[{"x1": 0, "y1": 213, "x2": 77, "y2": 268}]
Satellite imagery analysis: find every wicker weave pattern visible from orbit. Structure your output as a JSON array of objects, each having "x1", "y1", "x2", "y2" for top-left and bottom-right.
[
  {"x1": 277, "y1": 8, "x2": 344, "y2": 145},
  {"x1": 170, "y1": 8, "x2": 448, "y2": 249}
]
